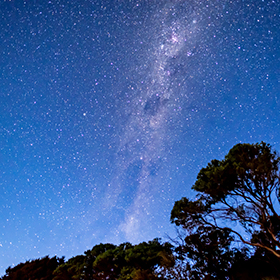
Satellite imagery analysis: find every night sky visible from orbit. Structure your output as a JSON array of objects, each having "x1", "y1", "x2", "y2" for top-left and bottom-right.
[{"x1": 0, "y1": 0, "x2": 279, "y2": 275}]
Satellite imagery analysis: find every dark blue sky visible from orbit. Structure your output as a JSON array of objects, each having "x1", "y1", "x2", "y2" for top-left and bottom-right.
[{"x1": 0, "y1": 0, "x2": 279, "y2": 275}]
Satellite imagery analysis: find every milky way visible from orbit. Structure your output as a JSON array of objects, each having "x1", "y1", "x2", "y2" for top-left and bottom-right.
[{"x1": 105, "y1": 2, "x2": 204, "y2": 241}]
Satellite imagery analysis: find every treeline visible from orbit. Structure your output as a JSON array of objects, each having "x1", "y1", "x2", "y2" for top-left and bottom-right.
[
  {"x1": 2, "y1": 142, "x2": 280, "y2": 279},
  {"x1": 1, "y1": 240, "x2": 173, "y2": 280}
]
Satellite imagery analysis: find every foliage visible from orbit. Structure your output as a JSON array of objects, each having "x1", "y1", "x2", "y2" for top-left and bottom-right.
[
  {"x1": 0, "y1": 256, "x2": 64, "y2": 280},
  {"x1": 162, "y1": 227, "x2": 249, "y2": 280},
  {"x1": 53, "y1": 239, "x2": 174, "y2": 280},
  {"x1": 171, "y1": 142, "x2": 280, "y2": 257},
  {"x1": 1, "y1": 240, "x2": 173, "y2": 280},
  {"x1": 229, "y1": 255, "x2": 280, "y2": 280},
  {"x1": 170, "y1": 142, "x2": 280, "y2": 279},
  {"x1": 178, "y1": 226, "x2": 238, "y2": 279},
  {"x1": 52, "y1": 254, "x2": 86, "y2": 280}
]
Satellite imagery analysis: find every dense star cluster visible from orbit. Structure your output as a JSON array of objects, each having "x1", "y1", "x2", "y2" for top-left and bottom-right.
[{"x1": 0, "y1": 0, "x2": 279, "y2": 276}]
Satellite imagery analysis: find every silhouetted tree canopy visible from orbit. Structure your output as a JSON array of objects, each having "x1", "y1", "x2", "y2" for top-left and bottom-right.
[
  {"x1": 170, "y1": 142, "x2": 280, "y2": 279},
  {"x1": 0, "y1": 256, "x2": 64, "y2": 280},
  {"x1": 53, "y1": 239, "x2": 174, "y2": 280},
  {"x1": 1, "y1": 240, "x2": 173, "y2": 280},
  {"x1": 171, "y1": 142, "x2": 280, "y2": 256}
]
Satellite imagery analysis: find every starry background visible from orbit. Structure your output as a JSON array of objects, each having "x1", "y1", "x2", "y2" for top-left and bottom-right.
[{"x1": 0, "y1": 0, "x2": 279, "y2": 275}]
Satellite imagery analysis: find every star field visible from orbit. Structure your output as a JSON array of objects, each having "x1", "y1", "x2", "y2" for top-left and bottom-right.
[{"x1": 0, "y1": 0, "x2": 279, "y2": 275}]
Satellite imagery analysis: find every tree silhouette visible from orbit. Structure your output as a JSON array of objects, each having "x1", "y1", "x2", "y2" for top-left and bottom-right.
[
  {"x1": 170, "y1": 142, "x2": 280, "y2": 279},
  {"x1": 1, "y1": 256, "x2": 64, "y2": 280},
  {"x1": 171, "y1": 142, "x2": 280, "y2": 257},
  {"x1": 53, "y1": 239, "x2": 174, "y2": 280}
]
